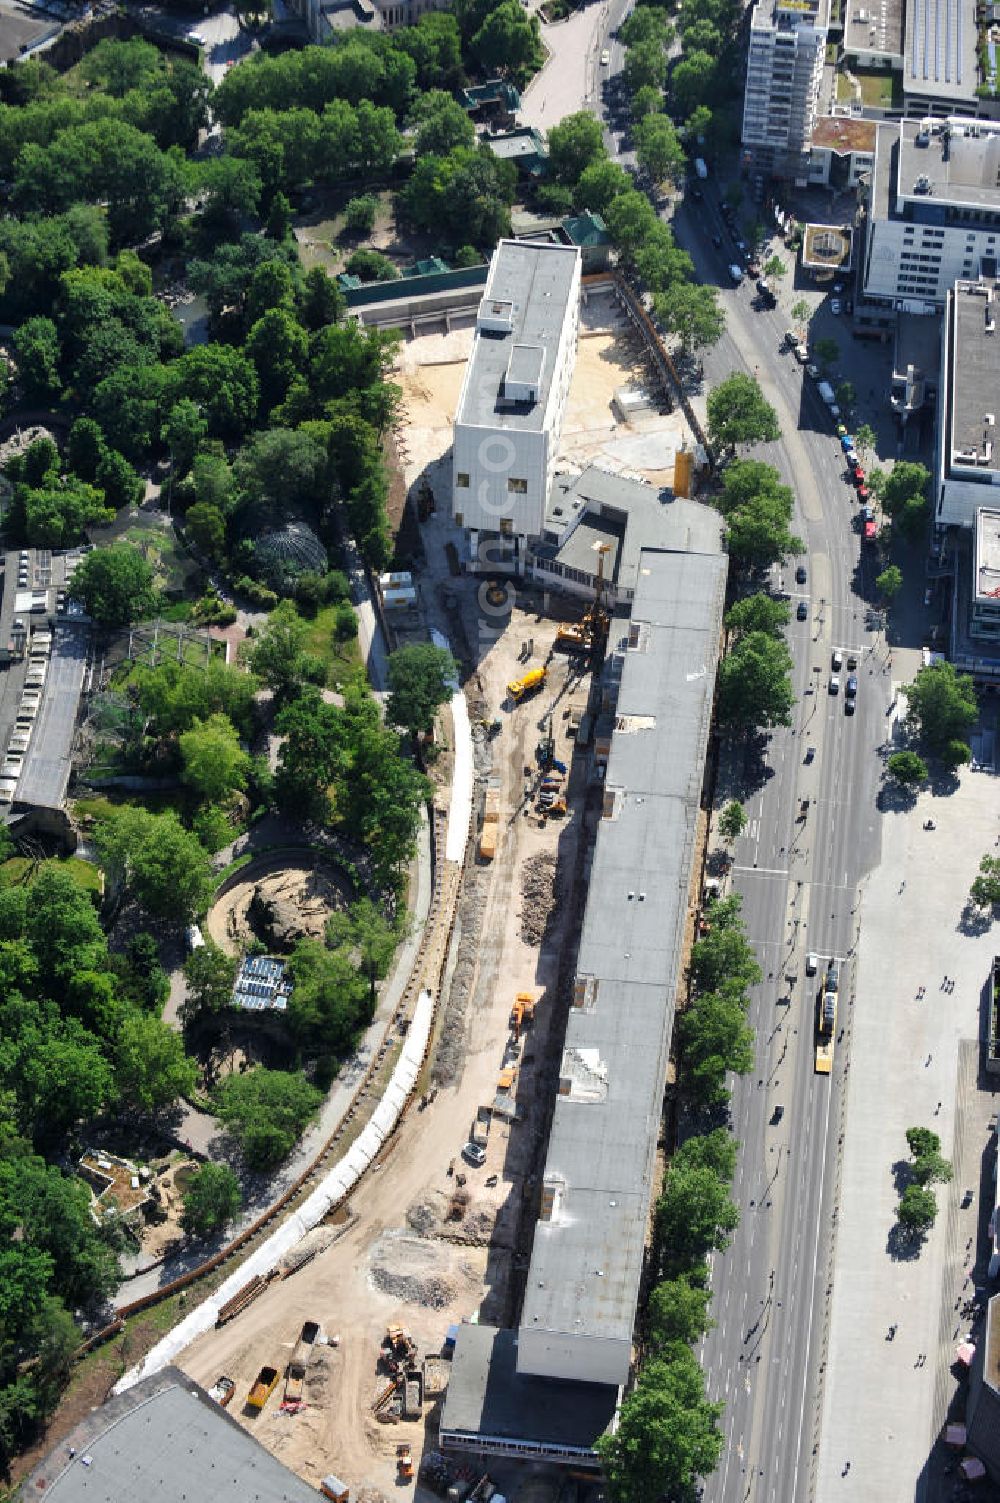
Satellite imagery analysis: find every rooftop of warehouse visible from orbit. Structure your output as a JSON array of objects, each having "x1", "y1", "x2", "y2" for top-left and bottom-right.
[{"x1": 519, "y1": 544, "x2": 727, "y2": 1349}]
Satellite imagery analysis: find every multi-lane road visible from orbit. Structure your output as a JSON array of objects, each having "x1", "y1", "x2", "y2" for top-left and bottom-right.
[{"x1": 674, "y1": 188, "x2": 889, "y2": 1503}]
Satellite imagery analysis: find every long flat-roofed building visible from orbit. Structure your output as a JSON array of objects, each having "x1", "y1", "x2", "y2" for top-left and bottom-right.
[
  {"x1": 452, "y1": 240, "x2": 581, "y2": 575},
  {"x1": 442, "y1": 528, "x2": 727, "y2": 1459}
]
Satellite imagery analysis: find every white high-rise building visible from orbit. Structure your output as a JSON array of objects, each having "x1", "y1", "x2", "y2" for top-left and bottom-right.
[
  {"x1": 452, "y1": 239, "x2": 581, "y2": 576},
  {"x1": 741, "y1": 0, "x2": 830, "y2": 182}
]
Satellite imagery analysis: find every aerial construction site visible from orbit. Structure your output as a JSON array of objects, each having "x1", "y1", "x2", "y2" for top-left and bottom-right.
[{"x1": 167, "y1": 277, "x2": 718, "y2": 1501}]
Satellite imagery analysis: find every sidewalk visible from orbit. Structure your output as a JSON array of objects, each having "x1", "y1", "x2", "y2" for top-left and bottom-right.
[{"x1": 817, "y1": 756, "x2": 1000, "y2": 1499}]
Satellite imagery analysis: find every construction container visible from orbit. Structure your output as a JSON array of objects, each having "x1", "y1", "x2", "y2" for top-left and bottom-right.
[
  {"x1": 478, "y1": 823, "x2": 498, "y2": 861},
  {"x1": 321, "y1": 1477, "x2": 350, "y2": 1502}
]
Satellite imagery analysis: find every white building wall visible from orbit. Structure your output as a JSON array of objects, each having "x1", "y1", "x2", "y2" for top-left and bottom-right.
[
  {"x1": 515, "y1": 1326, "x2": 631, "y2": 1388},
  {"x1": 451, "y1": 426, "x2": 548, "y2": 537},
  {"x1": 742, "y1": 12, "x2": 828, "y2": 176},
  {"x1": 865, "y1": 218, "x2": 1000, "y2": 304},
  {"x1": 451, "y1": 247, "x2": 580, "y2": 547}
]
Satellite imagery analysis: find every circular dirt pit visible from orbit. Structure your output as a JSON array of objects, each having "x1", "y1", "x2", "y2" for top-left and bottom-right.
[{"x1": 207, "y1": 855, "x2": 353, "y2": 956}]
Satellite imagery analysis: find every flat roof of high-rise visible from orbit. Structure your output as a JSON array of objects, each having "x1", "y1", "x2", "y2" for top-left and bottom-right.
[
  {"x1": 974, "y1": 508, "x2": 1000, "y2": 601},
  {"x1": 455, "y1": 240, "x2": 579, "y2": 435},
  {"x1": 897, "y1": 119, "x2": 1000, "y2": 211},
  {"x1": 950, "y1": 279, "x2": 1000, "y2": 470},
  {"x1": 518, "y1": 543, "x2": 727, "y2": 1356}
]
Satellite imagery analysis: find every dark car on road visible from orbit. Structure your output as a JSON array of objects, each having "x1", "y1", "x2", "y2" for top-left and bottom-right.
[
  {"x1": 797, "y1": 600, "x2": 808, "y2": 620},
  {"x1": 795, "y1": 564, "x2": 807, "y2": 583}
]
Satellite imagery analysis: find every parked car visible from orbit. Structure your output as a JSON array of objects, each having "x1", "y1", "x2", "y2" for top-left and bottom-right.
[
  {"x1": 712, "y1": 233, "x2": 722, "y2": 248},
  {"x1": 829, "y1": 675, "x2": 840, "y2": 694},
  {"x1": 462, "y1": 1142, "x2": 487, "y2": 1167},
  {"x1": 830, "y1": 299, "x2": 842, "y2": 315},
  {"x1": 795, "y1": 564, "x2": 807, "y2": 583},
  {"x1": 600, "y1": 47, "x2": 610, "y2": 63},
  {"x1": 797, "y1": 600, "x2": 808, "y2": 620}
]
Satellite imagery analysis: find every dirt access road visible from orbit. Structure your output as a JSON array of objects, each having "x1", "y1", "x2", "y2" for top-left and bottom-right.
[{"x1": 180, "y1": 605, "x2": 593, "y2": 1496}]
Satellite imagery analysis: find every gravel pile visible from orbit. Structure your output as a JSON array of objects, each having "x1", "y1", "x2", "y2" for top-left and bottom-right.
[
  {"x1": 519, "y1": 854, "x2": 558, "y2": 945},
  {"x1": 405, "y1": 1201, "x2": 438, "y2": 1236},
  {"x1": 369, "y1": 1232, "x2": 461, "y2": 1310}
]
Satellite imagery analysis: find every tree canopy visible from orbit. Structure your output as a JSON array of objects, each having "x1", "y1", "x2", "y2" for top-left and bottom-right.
[
  {"x1": 904, "y1": 661, "x2": 978, "y2": 756},
  {"x1": 707, "y1": 374, "x2": 780, "y2": 453},
  {"x1": 385, "y1": 642, "x2": 457, "y2": 735}
]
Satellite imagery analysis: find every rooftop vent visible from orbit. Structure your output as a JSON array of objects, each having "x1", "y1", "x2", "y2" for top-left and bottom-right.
[
  {"x1": 477, "y1": 297, "x2": 514, "y2": 334},
  {"x1": 913, "y1": 174, "x2": 933, "y2": 194}
]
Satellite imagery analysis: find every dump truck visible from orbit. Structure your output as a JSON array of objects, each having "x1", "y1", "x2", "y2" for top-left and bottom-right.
[
  {"x1": 508, "y1": 666, "x2": 545, "y2": 703},
  {"x1": 471, "y1": 1106, "x2": 491, "y2": 1147},
  {"x1": 493, "y1": 1065, "x2": 518, "y2": 1119},
  {"x1": 247, "y1": 1364, "x2": 280, "y2": 1409},
  {"x1": 284, "y1": 1319, "x2": 320, "y2": 1402},
  {"x1": 397, "y1": 1444, "x2": 414, "y2": 1482},
  {"x1": 208, "y1": 1375, "x2": 235, "y2": 1407}
]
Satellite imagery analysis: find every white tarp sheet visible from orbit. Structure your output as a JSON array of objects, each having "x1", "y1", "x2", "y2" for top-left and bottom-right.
[
  {"x1": 115, "y1": 989, "x2": 435, "y2": 1393},
  {"x1": 431, "y1": 627, "x2": 472, "y2": 863}
]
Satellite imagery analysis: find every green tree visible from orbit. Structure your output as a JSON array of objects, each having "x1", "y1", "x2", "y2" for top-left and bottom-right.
[
  {"x1": 301, "y1": 264, "x2": 344, "y2": 331},
  {"x1": 853, "y1": 423, "x2": 877, "y2": 460},
  {"x1": 762, "y1": 255, "x2": 787, "y2": 283},
  {"x1": 96, "y1": 447, "x2": 143, "y2": 510},
  {"x1": 327, "y1": 896, "x2": 400, "y2": 1003},
  {"x1": 634, "y1": 113, "x2": 686, "y2": 184},
  {"x1": 647, "y1": 1270, "x2": 714, "y2": 1350},
  {"x1": 179, "y1": 714, "x2": 250, "y2": 804},
  {"x1": 718, "y1": 800, "x2": 747, "y2": 841},
  {"x1": 905, "y1": 661, "x2": 978, "y2": 755},
  {"x1": 171, "y1": 343, "x2": 259, "y2": 439},
  {"x1": 248, "y1": 599, "x2": 311, "y2": 700},
  {"x1": 673, "y1": 1127, "x2": 738, "y2": 1182},
  {"x1": 689, "y1": 901, "x2": 761, "y2": 994},
  {"x1": 344, "y1": 193, "x2": 379, "y2": 233},
  {"x1": 245, "y1": 305, "x2": 309, "y2": 409},
  {"x1": 13, "y1": 315, "x2": 61, "y2": 399},
  {"x1": 386, "y1": 642, "x2": 457, "y2": 736},
  {"x1": 546, "y1": 111, "x2": 606, "y2": 186},
  {"x1": 725, "y1": 495, "x2": 803, "y2": 574},
  {"x1": 912, "y1": 1151, "x2": 953, "y2": 1186},
  {"x1": 469, "y1": 0, "x2": 544, "y2": 77},
  {"x1": 213, "y1": 1066, "x2": 322, "y2": 1170},
  {"x1": 94, "y1": 806, "x2": 213, "y2": 923},
  {"x1": 656, "y1": 1161, "x2": 740, "y2": 1264},
  {"x1": 835, "y1": 380, "x2": 856, "y2": 412},
  {"x1": 576, "y1": 157, "x2": 632, "y2": 216},
  {"x1": 185, "y1": 501, "x2": 225, "y2": 559},
  {"x1": 897, "y1": 1183, "x2": 937, "y2": 1235},
  {"x1": 886, "y1": 750, "x2": 928, "y2": 787},
  {"x1": 970, "y1": 855, "x2": 1000, "y2": 909},
  {"x1": 410, "y1": 89, "x2": 475, "y2": 156},
  {"x1": 24, "y1": 866, "x2": 105, "y2": 992},
  {"x1": 791, "y1": 298, "x2": 810, "y2": 330},
  {"x1": 882, "y1": 461, "x2": 930, "y2": 517},
  {"x1": 180, "y1": 1162, "x2": 243, "y2": 1238},
  {"x1": 724, "y1": 592, "x2": 789, "y2": 641},
  {"x1": 717, "y1": 631, "x2": 795, "y2": 733},
  {"x1": 670, "y1": 50, "x2": 716, "y2": 115},
  {"x1": 905, "y1": 1126, "x2": 941, "y2": 1160},
  {"x1": 654, "y1": 282, "x2": 725, "y2": 355},
  {"x1": 163, "y1": 398, "x2": 208, "y2": 478},
  {"x1": 678, "y1": 989, "x2": 755, "y2": 1106},
  {"x1": 345, "y1": 249, "x2": 398, "y2": 282},
  {"x1": 876, "y1": 564, "x2": 902, "y2": 601},
  {"x1": 813, "y1": 336, "x2": 839, "y2": 371},
  {"x1": 707, "y1": 374, "x2": 780, "y2": 453},
  {"x1": 68, "y1": 544, "x2": 155, "y2": 626},
  {"x1": 286, "y1": 937, "x2": 372, "y2": 1054},
  {"x1": 597, "y1": 1352, "x2": 724, "y2": 1503},
  {"x1": 113, "y1": 1010, "x2": 197, "y2": 1114},
  {"x1": 183, "y1": 941, "x2": 237, "y2": 1018},
  {"x1": 66, "y1": 417, "x2": 106, "y2": 482},
  {"x1": 273, "y1": 687, "x2": 346, "y2": 821}
]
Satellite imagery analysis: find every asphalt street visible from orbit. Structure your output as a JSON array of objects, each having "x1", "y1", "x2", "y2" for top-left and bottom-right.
[{"x1": 675, "y1": 187, "x2": 890, "y2": 1503}]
